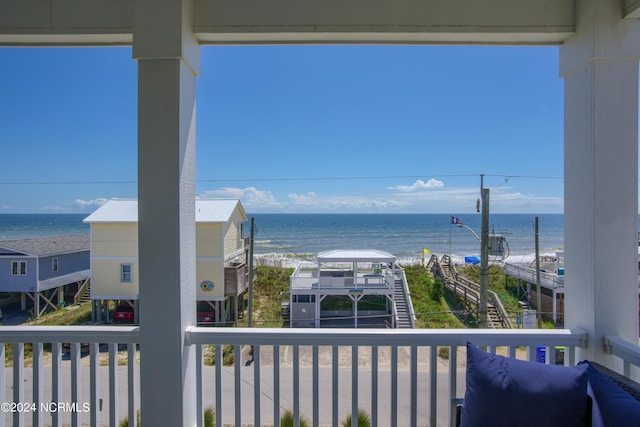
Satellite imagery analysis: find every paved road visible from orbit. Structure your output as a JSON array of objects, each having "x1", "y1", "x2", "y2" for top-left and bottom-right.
[{"x1": 3, "y1": 362, "x2": 466, "y2": 427}]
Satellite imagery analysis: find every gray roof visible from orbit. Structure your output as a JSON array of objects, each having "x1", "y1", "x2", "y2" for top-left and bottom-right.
[{"x1": 0, "y1": 234, "x2": 89, "y2": 257}]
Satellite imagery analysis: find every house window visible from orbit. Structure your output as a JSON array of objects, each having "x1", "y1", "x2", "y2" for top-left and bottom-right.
[
  {"x1": 120, "y1": 264, "x2": 133, "y2": 283},
  {"x1": 52, "y1": 258, "x2": 58, "y2": 272},
  {"x1": 11, "y1": 261, "x2": 27, "y2": 276}
]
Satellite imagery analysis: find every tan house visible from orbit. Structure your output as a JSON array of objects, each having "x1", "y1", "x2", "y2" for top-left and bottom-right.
[{"x1": 83, "y1": 198, "x2": 249, "y2": 324}]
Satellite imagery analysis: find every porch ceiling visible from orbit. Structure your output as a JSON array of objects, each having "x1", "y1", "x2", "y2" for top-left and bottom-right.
[{"x1": 1, "y1": 0, "x2": 576, "y2": 46}]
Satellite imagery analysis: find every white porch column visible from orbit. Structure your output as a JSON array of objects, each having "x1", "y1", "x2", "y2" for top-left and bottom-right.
[
  {"x1": 134, "y1": 0, "x2": 200, "y2": 425},
  {"x1": 561, "y1": 0, "x2": 640, "y2": 365}
]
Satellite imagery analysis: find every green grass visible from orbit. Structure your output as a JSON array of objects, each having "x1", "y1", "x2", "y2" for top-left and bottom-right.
[
  {"x1": 238, "y1": 266, "x2": 293, "y2": 328},
  {"x1": 24, "y1": 302, "x2": 93, "y2": 326},
  {"x1": 402, "y1": 265, "x2": 466, "y2": 329}
]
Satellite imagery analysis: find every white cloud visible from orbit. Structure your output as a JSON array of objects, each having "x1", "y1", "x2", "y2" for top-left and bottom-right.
[
  {"x1": 72, "y1": 198, "x2": 109, "y2": 209},
  {"x1": 288, "y1": 192, "x2": 319, "y2": 206},
  {"x1": 387, "y1": 179, "x2": 444, "y2": 192},
  {"x1": 199, "y1": 183, "x2": 563, "y2": 214},
  {"x1": 201, "y1": 187, "x2": 281, "y2": 208}
]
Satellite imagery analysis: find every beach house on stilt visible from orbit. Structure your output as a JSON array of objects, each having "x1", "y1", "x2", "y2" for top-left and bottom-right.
[
  {"x1": 0, "y1": 235, "x2": 90, "y2": 317},
  {"x1": 83, "y1": 199, "x2": 249, "y2": 324},
  {"x1": 288, "y1": 249, "x2": 414, "y2": 328}
]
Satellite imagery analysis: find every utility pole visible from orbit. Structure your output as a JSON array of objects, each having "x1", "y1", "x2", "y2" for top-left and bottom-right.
[
  {"x1": 535, "y1": 216, "x2": 542, "y2": 328},
  {"x1": 479, "y1": 175, "x2": 489, "y2": 328},
  {"x1": 247, "y1": 217, "x2": 255, "y2": 327}
]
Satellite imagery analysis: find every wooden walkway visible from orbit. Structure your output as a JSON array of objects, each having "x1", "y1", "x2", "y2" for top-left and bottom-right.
[{"x1": 426, "y1": 254, "x2": 513, "y2": 329}]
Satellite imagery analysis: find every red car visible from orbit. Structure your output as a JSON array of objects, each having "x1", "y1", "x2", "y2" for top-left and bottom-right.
[
  {"x1": 197, "y1": 302, "x2": 216, "y2": 326},
  {"x1": 113, "y1": 304, "x2": 135, "y2": 324}
]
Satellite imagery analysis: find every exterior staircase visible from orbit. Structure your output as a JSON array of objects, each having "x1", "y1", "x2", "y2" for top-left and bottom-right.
[
  {"x1": 394, "y1": 277, "x2": 413, "y2": 328},
  {"x1": 487, "y1": 305, "x2": 504, "y2": 329},
  {"x1": 74, "y1": 278, "x2": 91, "y2": 305}
]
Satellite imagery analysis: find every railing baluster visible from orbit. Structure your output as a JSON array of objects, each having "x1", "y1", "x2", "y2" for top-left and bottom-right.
[
  {"x1": 70, "y1": 342, "x2": 80, "y2": 427},
  {"x1": 254, "y1": 345, "x2": 261, "y2": 427},
  {"x1": 332, "y1": 346, "x2": 339, "y2": 427},
  {"x1": 566, "y1": 345, "x2": 575, "y2": 367},
  {"x1": 90, "y1": 343, "x2": 99, "y2": 427},
  {"x1": 51, "y1": 342, "x2": 61, "y2": 427},
  {"x1": 410, "y1": 345, "x2": 417, "y2": 427},
  {"x1": 352, "y1": 345, "x2": 358, "y2": 427},
  {"x1": 371, "y1": 345, "x2": 378, "y2": 427},
  {"x1": 234, "y1": 345, "x2": 241, "y2": 427},
  {"x1": 196, "y1": 344, "x2": 203, "y2": 427},
  {"x1": 546, "y1": 345, "x2": 551, "y2": 364},
  {"x1": 527, "y1": 345, "x2": 535, "y2": 362},
  {"x1": 312, "y1": 345, "x2": 318, "y2": 427},
  {"x1": 108, "y1": 343, "x2": 118, "y2": 427},
  {"x1": 430, "y1": 346, "x2": 437, "y2": 427},
  {"x1": 128, "y1": 343, "x2": 137, "y2": 427},
  {"x1": 293, "y1": 345, "x2": 300, "y2": 427},
  {"x1": 273, "y1": 345, "x2": 280, "y2": 427},
  {"x1": 215, "y1": 344, "x2": 222, "y2": 427},
  {"x1": 13, "y1": 343, "x2": 24, "y2": 427},
  {"x1": 33, "y1": 342, "x2": 42, "y2": 427},
  {"x1": 391, "y1": 345, "x2": 397, "y2": 427},
  {"x1": 0, "y1": 343, "x2": 4, "y2": 427},
  {"x1": 449, "y1": 345, "x2": 458, "y2": 427}
]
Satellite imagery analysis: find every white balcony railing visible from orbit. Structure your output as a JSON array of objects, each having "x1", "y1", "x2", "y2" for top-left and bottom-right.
[
  {"x1": 3, "y1": 326, "x2": 640, "y2": 427},
  {"x1": 0, "y1": 326, "x2": 139, "y2": 427},
  {"x1": 290, "y1": 265, "x2": 395, "y2": 292}
]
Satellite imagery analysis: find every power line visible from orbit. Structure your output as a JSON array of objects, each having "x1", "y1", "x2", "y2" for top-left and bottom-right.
[{"x1": 0, "y1": 173, "x2": 563, "y2": 186}]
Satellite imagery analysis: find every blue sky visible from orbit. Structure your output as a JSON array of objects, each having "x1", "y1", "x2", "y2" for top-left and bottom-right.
[{"x1": 0, "y1": 45, "x2": 565, "y2": 214}]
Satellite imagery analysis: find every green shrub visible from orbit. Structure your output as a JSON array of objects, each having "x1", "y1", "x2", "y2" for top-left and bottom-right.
[
  {"x1": 341, "y1": 409, "x2": 372, "y2": 427},
  {"x1": 204, "y1": 406, "x2": 215, "y2": 427},
  {"x1": 430, "y1": 276, "x2": 444, "y2": 301},
  {"x1": 119, "y1": 407, "x2": 214, "y2": 427},
  {"x1": 118, "y1": 410, "x2": 141, "y2": 427},
  {"x1": 280, "y1": 409, "x2": 311, "y2": 427}
]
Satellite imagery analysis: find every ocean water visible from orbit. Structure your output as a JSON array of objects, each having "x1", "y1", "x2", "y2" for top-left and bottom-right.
[
  {"x1": 250, "y1": 213, "x2": 566, "y2": 263},
  {"x1": 0, "y1": 214, "x2": 89, "y2": 240},
  {"x1": 0, "y1": 213, "x2": 565, "y2": 264}
]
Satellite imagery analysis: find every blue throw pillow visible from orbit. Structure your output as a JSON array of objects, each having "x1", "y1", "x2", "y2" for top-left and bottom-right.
[
  {"x1": 581, "y1": 361, "x2": 640, "y2": 427},
  {"x1": 460, "y1": 342, "x2": 589, "y2": 427}
]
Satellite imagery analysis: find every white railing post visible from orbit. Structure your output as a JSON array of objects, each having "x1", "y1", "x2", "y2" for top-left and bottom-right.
[
  {"x1": 70, "y1": 342, "x2": 80, "y2": 427},
  {"x1": 108, "y1": 343, "x2": 118, "y2": 426},
  {"x1": 32, "y1": 342, "x2": 43, "y2": 427},
  {"x1": 89, "y1": 343, "x2": 100, "y2": 427},
  {"x1": 51, "y1": 342, "x2": 61, "y2": 427}
]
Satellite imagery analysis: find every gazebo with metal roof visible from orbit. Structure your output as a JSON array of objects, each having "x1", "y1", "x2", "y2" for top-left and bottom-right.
[{"x1": 289, "y1": 249, "x2": 403, "y2": 328}]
